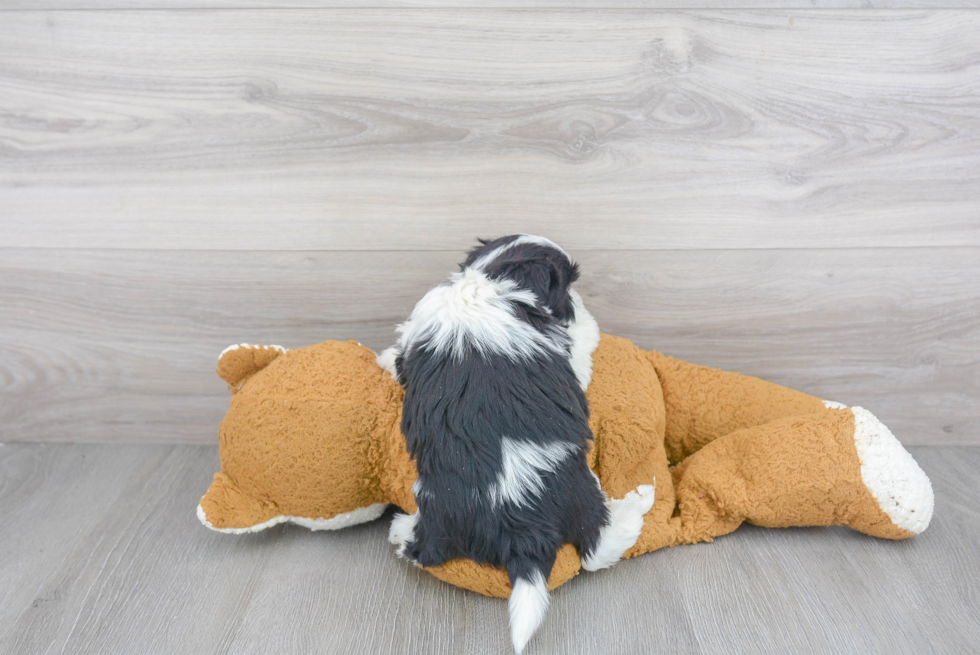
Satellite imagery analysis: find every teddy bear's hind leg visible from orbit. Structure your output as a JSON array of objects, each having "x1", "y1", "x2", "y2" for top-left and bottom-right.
[
  {"x1": 847, "y1": 407, "x2": 934, "y2": 536},
  {"x1": 644, "y1": 349, "x2": 829, "y2": 463},
  {"x1": 671, "y1": 407, "x2": 935, "y2": 545}
]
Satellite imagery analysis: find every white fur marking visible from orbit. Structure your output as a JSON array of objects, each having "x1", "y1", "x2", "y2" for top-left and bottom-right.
[
  {"x1": 376, "y1": 345, "x2": 401, "y2": 379},
  {"x1": 197, "y1": 502, "x2": 386, "y2": 534},
  {"x1": 589, "y1": 468, "x2": 603, "y2": 490},
  {"x1": 582, "y1": 482, "x2": 655, "y2": 571},
  {"x1": 387, "y1": 511, "x2": 420, "y2": 559},
  {"x1": 469, "y1": 243, "x2": 515, "y2": 272},
  {"x1": 823, "y1": 400, "x2": 848, "y2": 409},
  {"x1": 490, "y1": 438, "x2": 577, "y2": 507},
  {"x1": 566, "y1": 289, "x2": 600, "y2": 390},
  {"x1": 394, "y1": 268, "x2": 564, "y2": 361},
  {"x1": 509, "y1": 570, "x2": 549, "y2": 654},
  {"x1": 850, "y1": 407, "x2": 934, "y2": 534}
]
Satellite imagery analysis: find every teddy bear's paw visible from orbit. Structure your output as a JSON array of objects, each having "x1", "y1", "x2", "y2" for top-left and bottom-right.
[
  {"x1": 388, "y1": 511, "x2": 421, "y2": 564},
  {"x1": 582, "y1": 480, "x2": 656, "y2": 572},
  {"x1": 197, "y1": 472, "x2": 281, "y2": 532},
  {"x1": 851, "y1": 407, "x2": 934, "y2": 535}
]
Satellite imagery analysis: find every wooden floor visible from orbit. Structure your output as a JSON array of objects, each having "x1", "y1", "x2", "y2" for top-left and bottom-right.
[{"x1": 0, "y1": 443, "x2": 976, "y2": 655}]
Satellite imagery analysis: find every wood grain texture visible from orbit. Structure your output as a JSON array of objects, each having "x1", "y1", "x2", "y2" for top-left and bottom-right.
[
  {"x1": 2, "y1": 10, "x2": 979, "y2": 250},
  {"x1": 1, "y1": 247, "x2": 976, "y2": 445},
  {"x1": 5, "y1": 0, "x2": 980, "y2": 9},
  {"x1": 0, "y1": 444, "x2": 977, "y2": 654}
]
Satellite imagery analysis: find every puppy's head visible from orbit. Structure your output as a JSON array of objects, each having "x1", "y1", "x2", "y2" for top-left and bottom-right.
[{"x1": 462, "y1": 235, "x2": 580, "y2": 324}]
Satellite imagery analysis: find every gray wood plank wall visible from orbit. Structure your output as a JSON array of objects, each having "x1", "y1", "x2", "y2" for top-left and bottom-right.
[
  {"x1": 1, "y1": 6, "x2": 978, "y2": 445},
  {"x1": 5, "y1": 1, "x2": 980, "y2": 10}
]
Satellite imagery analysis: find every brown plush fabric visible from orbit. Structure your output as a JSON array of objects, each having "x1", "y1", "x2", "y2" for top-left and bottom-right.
[
  {"x1": 213, "y1": 342, "x2": 391, "y2": 525},
  {"x1": 645, "y1": 350, "x2": 827, "y2": 464},
  {"x1": 216, "y1": 345, "x2": 284, "y2": 391},
  {"x1": 671, "y1": 409, "x2": 911, "y2": 542},
  {"x1": 200, "y1": 334, "x2": 923, "y2": 598},
  {"x1": 200, "y1": 472, "x2": 279, "y2": 528},
  {"x1": 425, "y1": 544, "x2": 582, "y2": 597},
  {"x1": 584, "y1": 335, "x2": 679, "y2": 558}
]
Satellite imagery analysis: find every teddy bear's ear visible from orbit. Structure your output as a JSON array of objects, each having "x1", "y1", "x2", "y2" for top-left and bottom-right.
[
  {"x1": 216, "y1": 343, "x2": 287, "y2": 391},
  {"x1": 197, "y1": 472, "x2": 281, "y2": 533}
]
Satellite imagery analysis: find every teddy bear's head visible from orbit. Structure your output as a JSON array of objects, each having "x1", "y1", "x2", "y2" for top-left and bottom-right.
[{"x1": 198, "y1": 341, "x2": 409, "y2": 533}]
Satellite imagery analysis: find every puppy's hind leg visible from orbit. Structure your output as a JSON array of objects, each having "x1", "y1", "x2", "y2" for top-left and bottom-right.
[
  {"x1": 581, "y1": 481, "x2": 655, "y2": 572},
  {"x1": 387, "y1": 511, "x2": 419, "y2": 562},
  {"x1": 388, "y1": 509, "x2": 455, "y2": 568},
  {"x1": 504, "y1": 552, "x2": 556, "y2": 654}
]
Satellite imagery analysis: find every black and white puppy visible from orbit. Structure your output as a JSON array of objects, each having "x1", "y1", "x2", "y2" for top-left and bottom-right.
[{"x1": 379, "y1": 235, "x2": 654, "y2": 653}]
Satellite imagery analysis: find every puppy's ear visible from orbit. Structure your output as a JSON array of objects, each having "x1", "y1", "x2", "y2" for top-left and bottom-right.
[
  {"x1": 489, "y1": 253, "x2": 579, "y2": 324},
  {"x1": 543, "y1": 257, "x2": 579, "y2": 324}
]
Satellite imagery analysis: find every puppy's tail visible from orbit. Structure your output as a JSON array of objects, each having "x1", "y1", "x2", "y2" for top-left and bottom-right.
[{"x1": 505, "y1": 559, "x2": 552, "y2": 654}]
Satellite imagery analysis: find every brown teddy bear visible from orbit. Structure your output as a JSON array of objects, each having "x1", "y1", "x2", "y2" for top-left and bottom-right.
[{"x1": 198, "y1": 334, "x2": 933, "y2": 597}]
